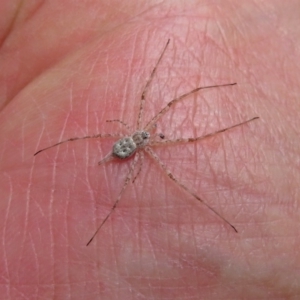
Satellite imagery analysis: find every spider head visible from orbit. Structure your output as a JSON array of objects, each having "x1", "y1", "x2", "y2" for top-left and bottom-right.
[
  {"x1": 141, "y1": 132, "x2": 150, "y2": 139},
  {"x1": 132, "y1": 131, "x2": 150, "y2": 148}
]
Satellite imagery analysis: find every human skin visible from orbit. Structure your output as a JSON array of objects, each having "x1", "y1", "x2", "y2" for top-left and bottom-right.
[{"x1": 1, "y1": 0, "x2": 299, "y2": 299}]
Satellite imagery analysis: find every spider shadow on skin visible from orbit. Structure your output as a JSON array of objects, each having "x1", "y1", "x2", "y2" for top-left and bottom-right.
[{"x1": 34, "y1": 39, "x2": 259, "y2": 246}]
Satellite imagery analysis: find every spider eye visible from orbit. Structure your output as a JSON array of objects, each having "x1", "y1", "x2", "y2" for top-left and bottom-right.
[
  {"x1": 142, "y1": 132, "x2": 149, "y2": 139},
  {"x1": 159, "y1": 133, "x2": 165, "y2": 139}
]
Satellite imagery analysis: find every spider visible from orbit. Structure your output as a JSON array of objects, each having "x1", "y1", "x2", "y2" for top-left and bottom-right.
[{"x1": 34, "y1": 39, "x2": 259, "y2": 246}]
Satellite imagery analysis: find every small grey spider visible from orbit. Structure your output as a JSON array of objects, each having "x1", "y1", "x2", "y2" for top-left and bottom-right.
[{"x1": 34, "y1": 39, "x2": 259, "y2": 246}]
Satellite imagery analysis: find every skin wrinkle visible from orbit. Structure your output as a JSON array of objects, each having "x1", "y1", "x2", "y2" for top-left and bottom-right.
[
  {"x1": 21, "y1": 117, "x2": 26, "y2": 162},
  {"x1": 32, "y1": 103, "x2": 47, "y2": 153},
  {"x1": 98, "y1": 140, "x2": 111, "y2": 237},
  {"x1": 13, "y1": 288, "x2": 28, "y2": 300},
  {"x1": 65, "y1": 164, "x2": 71, "y2": 297},
  {"x1": 125, "y1": 35, "x2": 139, "y2": 126},
  {"x1": 22, "y1": 1, "x2": 45, "y2": 24},
  {"x1": 2, "y1": 3, "x2": 108, "y2": 109},
  {"x1": 221, "y1": 134, "x2": 231, "y2": 195},
  {"x1": 84, "y1": 86, "x2": 96, "y2": 225},
  {"x1": 18, "y1": 160, "x2": 35, "y2": 284},
  {"x1": 0, "y1": 1, "x2": 23, "y2": 48},
  {"x1": 3, "y1": 173, "x2": 12, "y2": 299},
  {"x1": 202, "y1": 142, "x2": 220, "y2": 203},
  {"x1": 87, "y1": 48, "x2": 102, "y2": 77},
  {"x1": 49, "y1": 111, "x2": 72, "y2": 299},
  {"x1": 215, "y1": 20, "x2": 231, "y2": 60},
  {"x1": 28, "y1": 234, "x2": 38, "y2": 287},
  {"x1": 69, "y1": 83, "x2": 74, "y2": 111}
]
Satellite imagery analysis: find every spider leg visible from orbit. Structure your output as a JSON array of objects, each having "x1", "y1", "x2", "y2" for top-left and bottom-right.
[
  {"x1": 98, "y1": 152, "x2": 114, "y2": 165},
  {"x1": 145, "y1": 146, "x2": 238, "y2": 233},
  {"x1": 132, "y1": 151, "x2": 144, "y2": 183},
  {"x1": 34, "y1": 133, "x2": 121, "y2": 156},
  {"x1": 149, "y1": 117, "x2": 259, "y2": 147},
  {"x1": 137, "y1": 39, "x2": 170, "y2": 130},
  {"x1": 86, "y1": 152, "x2": 140, "y2": 246},
  {"x1": 145, "y1": 83, "x2": 237, "y2": 131},
  {"x1": 106, "y1": 119, "x2": 131, "y2": 133}
]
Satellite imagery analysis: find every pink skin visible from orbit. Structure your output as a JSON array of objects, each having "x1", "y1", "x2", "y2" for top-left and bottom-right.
[{"x1": 0, "y1": 1, "x2": 299, "y2": 299}]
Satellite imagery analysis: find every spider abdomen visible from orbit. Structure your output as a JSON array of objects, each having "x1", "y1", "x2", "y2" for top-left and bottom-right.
[{"x1": 113, "y1": 137, "x2": 137, "y2": 159}]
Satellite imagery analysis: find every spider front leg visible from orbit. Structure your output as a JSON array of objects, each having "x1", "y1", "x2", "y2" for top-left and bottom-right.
[
  {"x1": 137, "y1": 39, "x2": 170, "y2": 130},
  {"x1": 106, "y1": 119, "x2": 131, "y2": 133},
  {"x1": 145, "y1": 83, "x2": 237, "y2": 131}
]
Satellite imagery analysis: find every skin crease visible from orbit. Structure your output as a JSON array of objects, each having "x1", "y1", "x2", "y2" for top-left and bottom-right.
[{"x1": 0, "y1": 0, "x2": 300, "y2": 299}]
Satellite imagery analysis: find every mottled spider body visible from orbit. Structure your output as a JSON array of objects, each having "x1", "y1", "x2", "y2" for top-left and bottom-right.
[{"x1": 113, "y1": 131, "x2": 150, "y2": 159}]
